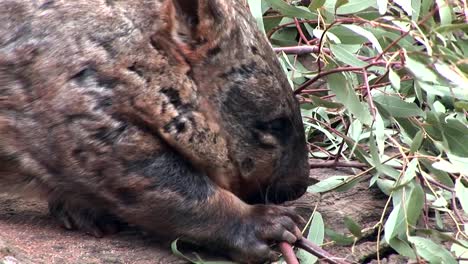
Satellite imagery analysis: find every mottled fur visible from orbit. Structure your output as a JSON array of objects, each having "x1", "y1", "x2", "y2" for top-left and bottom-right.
[{"x1": 0, "y1": 0, "x2": 309, "y2": 262}]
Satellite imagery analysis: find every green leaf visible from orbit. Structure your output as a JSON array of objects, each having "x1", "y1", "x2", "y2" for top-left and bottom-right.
[
  {"x1": 405, "y1": 55, "x2": 439, "y2": 83},
  {"x1": 441, "y1": 118, "x2": 468, "y2": 157},
  {"x1": 308, "y1": 95, "x2": 344, "y2": 109},
  {"x1": 434, "y1": 62, "x2": 467, "y2": 87},
  {"x1": 405, "y1": 184, "x2": 424, "y2": 226},
  {"x1": 447, "y1": 153, "x2": 468, "y2": 176},
  {"x1": 344, "y1": 216, "x2": 362, "y2": 238},
  {"x1": 334, "y1": 0, "x2": 349, "y2": 10},
  {"x1": 411, "y1": 0, "x2": 421, "y2": 21},
  {"x1": 409, "y1": 130, "x2": 424, "y2": 153},
  {"x1": 377, "y1": 178, "x2": 396, "y2": 196},
  {"x1": 431, "y1": 159, "x2": 460, "y2": 174},
  {"x1": 327, "y1": 72, "x2": 372, "y2": 125},
  {"x1": 330, "y1": 44, "x2": 369, "y2": 67},
  {"x1": 376, "y1": 0, "x2": 388, "y2": 14},
  {"x1": 394, "y1": 0, "x2": 413, "y2": 16},
  {"x1": 309, "y1": 212, "x2": 325, "y2": 244},
  {"x1": 388, "y1": 68, "x2": 401, "y2": 90},
  {"x1": 264, "y1": 0, "x2": 317, "y2": 19},
  {"x1": 308, "y1": 176, "x2": 349, "y2": 193},
  {"x1": 435, "y1": 0, "x2": 452, "y2": 25},
  {"x1": 334, "y1": 174, "x2": 364, "y2": 192},
  {"x1": 309, "y1": 0, "x2": 326, "y2": 10},
  {"x1": 384, "y1": 185, "x2": 424, "y2": 242},
  {"x1": 171, "y1": 239, "x2": 197, "y2": 263},
  {"x1": 451, "y1": 243, "x2": 468, "y2": 263},
  {"x1": 399, "y1": 158, "x2": 418, "y2": 186},
  {"x1": 247, "y1": 0, "x2": 266, "y2": 34},
  {"x1": 455, "y1": 179, "x2": 468, "y2": 215},
  {"x1": 420, "y1": 159, "x2": 455, "y2": 188},
  {"x1": 297, "y1": 212, "x2": 325, "y2": 264},
  {"x1": 336, "y1": 0, "x2": 377, "y2": 15},
  {"x1": 454, "y1": 101, "x2": 468, "y2": 112},
  {"x1": 342, "y1": 25, "x2": 383, "y2": 53},
  {"x1": 388, "y1": 237, "x2": 417, "y2": 259},
  {"x1": 325, "y1": 228, "x2": 354, "y2": 246},
  {"x1": 416, "y1": 80, "x2": 468, "y2": 101},
  {"x1": 408, "y1": 236, "x2": 458, "y2": 264},
  {"x1": 384, "y1": 201, "x2": 404, "y2": 242},
  {"x1": 435, "y1": 211, "x2": 444, "y2": 229},
  {"x1": 373, "y1": 95, "x2": 425, "y2": 118},
  {"x1": 436, "y1": 23, "x2": 468, "y2": 33}
]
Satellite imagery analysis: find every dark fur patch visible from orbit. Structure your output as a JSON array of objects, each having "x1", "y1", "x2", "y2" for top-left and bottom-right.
[
  {"x1": 39, "y1": 0, "x2": 55, "y2": 9},
  {"x1": 163, "y1": 116, "x2": 187, "y2": 134},
  {"x1": 207, "y1": 46, "x2": 221, "y2": 57},
  {"x1": 160, "y1": 87, "x2": 182, "y2": 106},
  {"x1": 72, "y1": 148, "x2": 86, "y2": 163},
  {"x1": 71, "y1": 68, "x2": 97, "y2": 86},
  {"x1": 240, "y1": 157, "x2": 254, "y2": 173},
  {"x1": 71, "y1": 67, "x2": 118, "y2": 89},
  {"x1": 222, "y1": 84, "x2": 258, "y2": 118},
  {"x1": 127, "y1": 64, "x2": 144, "y2": 77},
  {"x1": 220, "y1": 62, "x2": 257, "y2": 78},
  {"x1": 126, "y1": 152, "x2": 214, "y2": 201},
  {"x1": 250, "y1": 45, "x2": 259, "y2": 55},
  {"x1": 92, "y1": 123, "x2": 127, "y2": 143},
  {"x1": 115, "y1": 187, "x2": 138, "y2": 205},
  {"x1": 105, "y1": 0, "x2": 115, "y2": 7},
  {"x1": 93, "y1": 97, "x2": 113, "y2": 110}
]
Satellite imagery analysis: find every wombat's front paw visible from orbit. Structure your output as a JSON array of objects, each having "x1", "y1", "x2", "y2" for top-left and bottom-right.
[
  {"x1": 48, "y1": 198, "x2": 122, "y2": 238},
  {"x1": 227, "y1": 205, "x2": 304, "y2": 264}
]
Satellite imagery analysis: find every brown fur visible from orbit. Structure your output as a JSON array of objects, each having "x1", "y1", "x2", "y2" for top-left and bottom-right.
[{"x1": 0, "y1": 0, "x2": 310, "y2": 262}]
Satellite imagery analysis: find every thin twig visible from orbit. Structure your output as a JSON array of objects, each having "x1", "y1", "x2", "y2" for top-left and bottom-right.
[
  {"x1": 362, "y1": 68, "x2": 377, "y2": 121},
  {"x1": 296, "y1": 239, "x2": 352, "y2": 264},
  {"x1": 273, "y1": 46, "x2": 371, "y2": 61},
  {"x1": 309, "y1": 160, "x2": 367, "y2": 169}
]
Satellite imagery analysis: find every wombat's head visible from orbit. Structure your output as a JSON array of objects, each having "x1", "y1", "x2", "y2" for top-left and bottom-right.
[{"x1": 160, "y1": 0, "x2": 309, "y2": 203}]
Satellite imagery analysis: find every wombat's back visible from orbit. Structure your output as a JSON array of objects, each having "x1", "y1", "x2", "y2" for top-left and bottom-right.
[{"x1": 0, "y1": 0, "x2": 172, "y2": 194}]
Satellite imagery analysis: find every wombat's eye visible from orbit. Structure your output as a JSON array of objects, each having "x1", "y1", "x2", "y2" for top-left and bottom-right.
[
  {"x1": 268, "y1": 118, "x2": 288, "y2": 132},
  {"x1": 255, "y1": 117, "x2": 291, "y2": 145}
]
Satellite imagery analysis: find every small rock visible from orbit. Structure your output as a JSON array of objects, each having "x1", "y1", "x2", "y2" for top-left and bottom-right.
[{"x1": 1, "y1": 256, "x2": 20, "y2": 264}]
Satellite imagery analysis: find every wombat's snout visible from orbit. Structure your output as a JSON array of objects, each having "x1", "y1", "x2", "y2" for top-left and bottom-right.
[
  {"x1": 245, "y1": 161, "x2": 310, "y2": 205},
  {"x1": 245, "y1": 179, "x2": 308, "y2": 205},
  {"x1": 267, "y1": 177, "x2": 309, "y2": 204}
]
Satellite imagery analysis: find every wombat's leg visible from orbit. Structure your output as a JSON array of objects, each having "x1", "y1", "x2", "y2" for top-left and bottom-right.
[
  {"x1": 117, "y1": 153, "x2": 304, "y2": 263},
  {"x1": 47, "y1": 195, "x2": 123, "y2": 238}
]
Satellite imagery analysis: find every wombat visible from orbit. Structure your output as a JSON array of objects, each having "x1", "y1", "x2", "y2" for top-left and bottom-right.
[{"x1": 0, "y1": 0, "x2": 310, "y2": 263}]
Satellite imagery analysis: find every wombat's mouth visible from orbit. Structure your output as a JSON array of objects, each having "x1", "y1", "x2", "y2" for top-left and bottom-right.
[{"x1": 244, "y1": 182, "x2": 308, "y2": 205}]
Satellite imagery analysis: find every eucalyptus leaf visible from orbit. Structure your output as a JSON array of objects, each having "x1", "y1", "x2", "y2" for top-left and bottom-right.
[
  {"x1": 297, "y1": 212, "x2": 325, "y2": 263},
  {"x1": 455, "y1": 179, "x2": 468, "y2": 215},
  {"x1": 265, "y1": 0, "x2": 317, "y2": 19},
  {"x1": 330, "y1": 44, "x2": 368, "y2": 67},
  {"x1": 373, "y1": 95, "x2": 425, "y2": 118},
  {"x1": 344, "y1": 216, "x2": 362, "y2": 238},
  {"x1": 409, "y1": 236, "x2": 458, "y2": 264},
  {"x1": 247, "y1": 0, "x2": 266, "y2": 34},
  {"x1": 308, "y1": 176, "x2": 350, "y2": 193},
  {"x1": 325, "y1": 228, "x2": 354, "y2": 246},
  {"x1": 327, "y1": 72, "x2": 372, "y2": 125}
]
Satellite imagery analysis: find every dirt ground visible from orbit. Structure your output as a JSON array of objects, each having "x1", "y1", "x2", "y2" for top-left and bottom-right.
[{"x1": 0, "y1": 166, "x2": 404, "y2": 264}]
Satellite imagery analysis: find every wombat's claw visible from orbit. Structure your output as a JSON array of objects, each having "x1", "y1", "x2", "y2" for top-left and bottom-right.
[
  {"x1": 48, "y1": 199, "x2": 121, "y2": 238},
  {"x1": 227, "y1": 205, "x2": 305, "y2": 263}
]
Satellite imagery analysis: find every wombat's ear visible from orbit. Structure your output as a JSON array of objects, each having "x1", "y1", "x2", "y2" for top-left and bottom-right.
[{"x1": 159, "y1": 0, "x2": 234, "y2": 62}]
